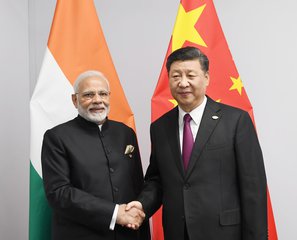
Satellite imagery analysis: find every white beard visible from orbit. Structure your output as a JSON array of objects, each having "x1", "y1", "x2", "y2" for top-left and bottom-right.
[{"x1": 77, "y1": 102, "x2": 110, "y2": 125}]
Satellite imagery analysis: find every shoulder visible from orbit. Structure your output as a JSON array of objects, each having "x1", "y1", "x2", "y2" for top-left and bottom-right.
[
  {"x1": 44, "y1": 117, "x2": 78, "y2": 138},
  {"x1": 106, "y1": 119, "x2": 136, "y2": 135},
  {"x1": 107, "y1": 119, "x2": 132, "y2": 129},
  {"x1": 151, "y1": 107, "x2": 178, "y2": 126},
  {"x1": 206, "y1": 98, "x2": 253, "y2": 130},
  {"x1": 219, "y1": 102, "x2": 246, "y2": 115},
  {"x1": 48, "y1": 117, "x2": 77, "y2": 131},
  {"x1": 207, "y1": 97, "x2": 249, "y2": 118}
]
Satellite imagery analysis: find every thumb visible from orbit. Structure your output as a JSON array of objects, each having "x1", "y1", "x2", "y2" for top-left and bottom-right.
[{"x1": 126, "y1": 201, "x2": 142, "y2": 211}]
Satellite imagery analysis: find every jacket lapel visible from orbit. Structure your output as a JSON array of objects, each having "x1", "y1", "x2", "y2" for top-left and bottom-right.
[
  {"x1": 185, "y1": 97, "x2": 222, "y2": 179},
  {"x1": 164, "y1": 107, "x2": 185, "y2": 177}
]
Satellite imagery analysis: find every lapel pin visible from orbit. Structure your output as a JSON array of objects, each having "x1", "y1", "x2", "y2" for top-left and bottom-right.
[{"x1": 212, "y1": 115, "x2": 219, "y2": 120}]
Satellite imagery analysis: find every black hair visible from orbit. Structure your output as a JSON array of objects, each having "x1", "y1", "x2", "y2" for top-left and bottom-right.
[{"x1": 166, "y1": 46, "x2": 209, "y2": 73}]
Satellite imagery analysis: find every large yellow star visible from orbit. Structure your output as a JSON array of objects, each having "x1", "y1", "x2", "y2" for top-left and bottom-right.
[
  {"x1": 229, "y1": 76, "x2": 244, "y2": 95},
  {"x1": 172, "y1": 4, "x2": 207, "y2": 52}
]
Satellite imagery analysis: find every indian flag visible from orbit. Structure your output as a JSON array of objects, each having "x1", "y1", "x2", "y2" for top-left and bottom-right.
[{"x1": 29, "y1": 1, "x2": 135, "y2": 239}]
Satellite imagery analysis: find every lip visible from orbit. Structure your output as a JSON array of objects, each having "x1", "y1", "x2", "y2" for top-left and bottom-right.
[
  {"x1": 178, "y1": 91, "x2": 191, "y2": 97},
  {"x1": 89, "y1": 107, "x2": 105, "y2": 113}
]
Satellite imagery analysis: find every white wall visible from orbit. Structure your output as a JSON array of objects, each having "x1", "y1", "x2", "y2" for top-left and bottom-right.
[
  {"x1": 0, "y1": 1, "x2": 29, "y2": 240},
  {"x1": 0, "y1": 0, "x2": 296, "y2": 239}
]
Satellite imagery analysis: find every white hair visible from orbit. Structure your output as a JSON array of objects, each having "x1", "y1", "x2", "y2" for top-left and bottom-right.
[{"x1": 73, "y1": 70, "x2": 110, "y2": 93}]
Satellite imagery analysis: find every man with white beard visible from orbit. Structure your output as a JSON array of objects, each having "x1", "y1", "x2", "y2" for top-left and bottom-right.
[{"x1": 41, "y1": 70, "x2": 150, "y2": 240}]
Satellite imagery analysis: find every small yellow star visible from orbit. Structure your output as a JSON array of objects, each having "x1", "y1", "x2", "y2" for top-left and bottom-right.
[
  {"x1": 172, "y1": 3, "x2": 207, "y2": 52},
  {"x1": 169, "y1": 99, "x2": 178, "y2": 108},
  {"x1": 216, "y1": 99, "x2": 222, "y2": 103},
  {"x1": 229, "y1": 76, "x2": 244, "y2": 95}
]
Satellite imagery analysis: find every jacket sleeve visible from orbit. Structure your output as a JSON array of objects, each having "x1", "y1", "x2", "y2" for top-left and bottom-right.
[
  {"x1": 137, "y1": 124, "x2": 163, "y2": 218},
  {"x1": 129, "y1": 128, "x2": 145, "y2": 194},
  {"x1": 235, "y1": 111, "x2": 268, "y2": 240},
  {"x1": 41, "y1": 129, "x2": 115, "y2": 232}
]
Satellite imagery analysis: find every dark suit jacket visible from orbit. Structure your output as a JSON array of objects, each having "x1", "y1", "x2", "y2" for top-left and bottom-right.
[
  {"x1": 138, "y1": 97, "x2": 267, "y2": 240},
  {"x1": 41, "y1": 115, "x2": 150, "y2": 240}
]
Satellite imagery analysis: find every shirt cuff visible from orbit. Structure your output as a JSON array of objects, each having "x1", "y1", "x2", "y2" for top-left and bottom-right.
[{"x1": 109, "y1": 204, "x2": 119, "y2": 230}]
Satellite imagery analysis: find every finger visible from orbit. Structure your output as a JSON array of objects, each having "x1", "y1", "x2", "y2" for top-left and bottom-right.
[
  {"x1": 125, "y1": 201, "x2": 136, "y2": 210},
  {"x1": 133, "y1": 208, "x2": 145, "y2": 219},
  {"x1": 132, "y1": 223, "x2": 139, "y2": 230},
  {"x1": 126, "y1": 223, "x2": 132, "y2": 228},
  {"x1": 138, "y1": 210, "x2": 145, "y2": 218}
]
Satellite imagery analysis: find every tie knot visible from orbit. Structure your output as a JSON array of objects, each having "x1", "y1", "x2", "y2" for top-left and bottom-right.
[{"x1": 184, "y1": 113, "x2": 192, "y2": 123}]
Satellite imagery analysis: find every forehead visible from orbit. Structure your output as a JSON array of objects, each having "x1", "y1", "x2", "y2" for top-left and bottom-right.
[
  {"x1": 169, "y1": 60, "x2": 202, "y2": 72},
  {"x1": 78, "y1": 76, "x2": 109, "y2": 91}
]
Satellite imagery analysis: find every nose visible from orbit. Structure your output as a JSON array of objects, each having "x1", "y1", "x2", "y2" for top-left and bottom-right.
[
  {"x1": 179, "y1": 76, "x2": 189, "y2": 88},
  {"x1": 92, "y1": 93, "x2": 102, "y2": 103}
]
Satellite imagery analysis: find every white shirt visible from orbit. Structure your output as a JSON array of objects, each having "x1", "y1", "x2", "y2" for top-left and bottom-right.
[
  {"x1": 178, "y1": 96, "x2": 207, "y2": 153},
  {"x1": 110, "y1": 204, "x2": 119, "y2": 230}
]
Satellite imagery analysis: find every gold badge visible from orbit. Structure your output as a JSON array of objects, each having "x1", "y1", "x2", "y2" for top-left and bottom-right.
[{"x1": 125, "y1": 145, "x2": 135, "y2": 158}]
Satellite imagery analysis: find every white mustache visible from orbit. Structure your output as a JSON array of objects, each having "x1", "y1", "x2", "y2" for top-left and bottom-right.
[{"x1": 88, "y1": 103, "x2": 107, "y2": 110}]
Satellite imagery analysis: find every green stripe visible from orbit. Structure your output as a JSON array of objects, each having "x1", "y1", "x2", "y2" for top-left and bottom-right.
[{"x1": 29, "y1": 161, "x2": 52, "y2": 240}]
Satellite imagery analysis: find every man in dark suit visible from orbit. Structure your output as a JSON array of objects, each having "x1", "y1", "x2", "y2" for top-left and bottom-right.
[
  {"x1": 41, "y1": 70, "x2": 150, "y2": 240},
  {"x1": 127, "y1": 47, "x2": 267, "y2": 239}
]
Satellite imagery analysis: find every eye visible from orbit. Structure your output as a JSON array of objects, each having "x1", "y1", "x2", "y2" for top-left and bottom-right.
[
  {"x1": 99, "y1": 91, "x2": 109, "y2": 98},
  {"x1": 187, "y1": 74, "x2": 197, "y2": 79},
  {"x1": 171, "y1": 74, "x2": 181, "y2": 80},
  {"x1": 83, "y1": 92, "x2": 95, "y2": 99}
]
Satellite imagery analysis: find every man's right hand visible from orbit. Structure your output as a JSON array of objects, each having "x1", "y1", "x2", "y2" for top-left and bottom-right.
[
  {"x1": 125, "y1": 201, "x2": 144, "y2": 229},
  {"x1": 126, "y1": 201, "x2": 143, "y2": 211},
  {"x1": 116, "y1": 203, "x2": 145, "y2": 230}
]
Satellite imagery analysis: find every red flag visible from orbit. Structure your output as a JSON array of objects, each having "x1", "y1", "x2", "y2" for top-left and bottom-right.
[{"x1": 151, "y1": 0, "x2": 277, "y2": 239}]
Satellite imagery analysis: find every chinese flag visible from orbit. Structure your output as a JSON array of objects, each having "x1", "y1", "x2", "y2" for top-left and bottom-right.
[
  {"x1": 151, "y1": 0, "x2": 278, "y2": 239},
  {"x1": 29, "y1": 1, "x2": 134, "y2": 239}
]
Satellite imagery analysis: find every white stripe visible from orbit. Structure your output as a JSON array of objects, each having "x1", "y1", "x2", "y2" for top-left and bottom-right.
[{"x1": 30, "y1": 47, "x2": 77, "y2": 178}]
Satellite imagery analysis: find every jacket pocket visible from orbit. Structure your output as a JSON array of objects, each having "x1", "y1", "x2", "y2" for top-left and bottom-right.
[{"x1": 219, "y1": 208, "x2": 241, "y2": 226}]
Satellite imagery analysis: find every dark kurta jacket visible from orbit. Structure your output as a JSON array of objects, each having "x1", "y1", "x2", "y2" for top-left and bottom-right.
[
  {"x1": 41, "y1": 115, "x2": 150, "y2": 240},
  {"x1": 138, "y1": 97, "x2": 267, "y2": 240}
]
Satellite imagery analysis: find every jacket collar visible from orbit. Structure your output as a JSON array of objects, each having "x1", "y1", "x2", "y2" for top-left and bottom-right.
[{"x1": 76, "y1": 114, "x2": 110, "y2": 131}]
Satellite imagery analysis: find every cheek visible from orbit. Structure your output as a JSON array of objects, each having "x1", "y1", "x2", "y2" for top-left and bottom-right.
[
  {"x1": 79, "y1": 100, "x2": 91, "y2": 109},
  {"x1": 169, "y1": 81, "x2": 178, "y2": 91},
  {"x1": 169, "y1": 86, "x2": 178, "y2": 98},
  {"x1": 196, "y1": 79, "x2": 208, "y2": 89},
  {"x1": 103, "y1": 99, "x2": 110, "y2": 106}
]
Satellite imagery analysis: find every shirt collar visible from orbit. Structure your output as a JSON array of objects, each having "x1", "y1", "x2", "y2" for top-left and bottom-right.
[{"x1": 178, "y1": 95, "x2": 207, "y2": 126}]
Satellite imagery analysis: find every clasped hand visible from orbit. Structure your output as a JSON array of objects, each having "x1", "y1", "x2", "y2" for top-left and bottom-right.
[{"x1": 116, "y1": 201, "x2": 144, "y2": 230}]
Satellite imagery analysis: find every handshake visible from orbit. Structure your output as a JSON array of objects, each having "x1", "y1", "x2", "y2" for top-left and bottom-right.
[{"x1": 116, "y1": 201, "x2": 145, "y2": 230}]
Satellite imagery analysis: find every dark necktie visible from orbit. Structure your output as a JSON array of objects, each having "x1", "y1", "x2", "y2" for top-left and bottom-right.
[{"x1": 182, "y1": 114, "x2": 194, "y2": 170}]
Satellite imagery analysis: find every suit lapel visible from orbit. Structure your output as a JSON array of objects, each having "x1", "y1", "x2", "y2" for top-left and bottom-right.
[
  {"x1": 164, "y1": 107, "x2": 185, "y2": 177},
  {"x1": 185, "y1": 98, "x2": 222, "y2": 179}
]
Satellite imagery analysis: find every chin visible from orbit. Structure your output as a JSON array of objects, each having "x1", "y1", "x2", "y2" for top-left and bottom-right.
[{"x1": 91, "y1": 113, "x2": 106, "y2": 122}]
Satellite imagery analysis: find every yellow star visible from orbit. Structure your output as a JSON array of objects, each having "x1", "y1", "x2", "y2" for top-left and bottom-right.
[
  {"x1": 169, "y1": 99, "x2": 178, "y2": 108},
  {"x1": 172, "y1": 3, "x2": 207, "y2": 52},
  {"x1": 216, "y1": 99, "x2": 221, "y2": 102},
  {"x1": 229, "y1": 76, "x2": 244, "y2": 95}
]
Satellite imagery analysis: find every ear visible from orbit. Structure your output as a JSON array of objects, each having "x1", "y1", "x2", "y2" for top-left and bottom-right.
[
  {"x1": 205, "y1": 71, "x2": 210, "y2": 86},
  {"x1": 72, "y1": 94, "x2": 78, "y2": 109}
]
